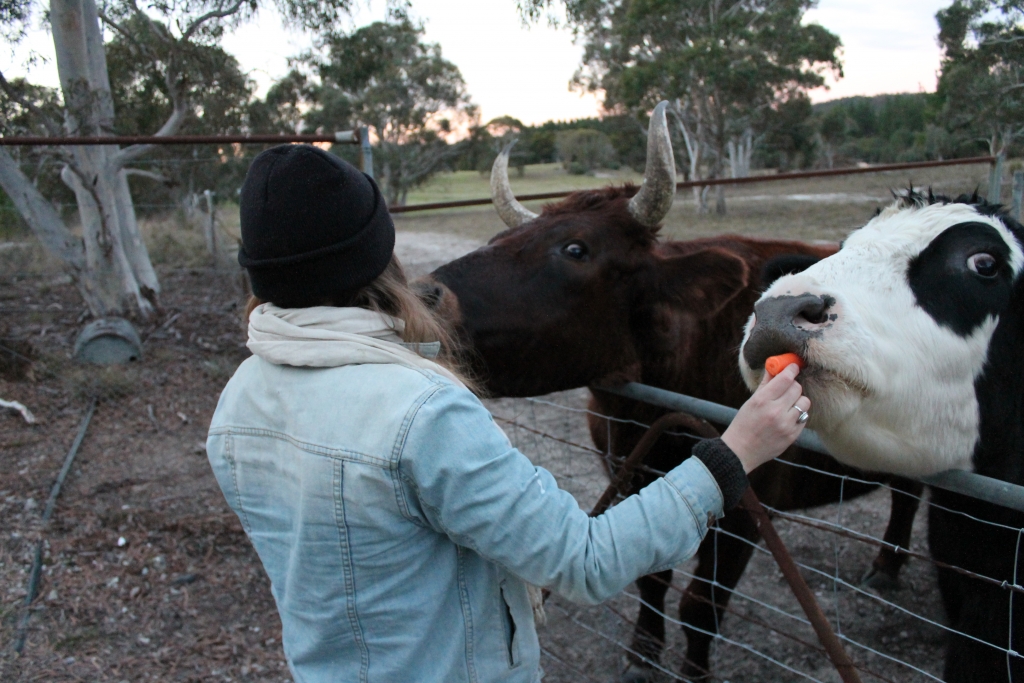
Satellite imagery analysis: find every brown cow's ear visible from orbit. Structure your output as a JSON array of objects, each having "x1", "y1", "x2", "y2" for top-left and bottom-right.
[{"x1": 657, "y1": 248, "x2": 750, "y2": 319}]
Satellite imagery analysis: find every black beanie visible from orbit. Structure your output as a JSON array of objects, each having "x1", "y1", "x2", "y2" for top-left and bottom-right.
[{"x1": 238, "y1": 145, "x2": 395, "y2": 307}]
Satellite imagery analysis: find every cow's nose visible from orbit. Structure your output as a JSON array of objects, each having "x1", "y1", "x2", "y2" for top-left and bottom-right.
[
  {"x1": 743, "y1": 293, "x2": 833, "y2": 370},
  {"x1": 412, "y1": 277, "x2": 447, "y2": 310}
]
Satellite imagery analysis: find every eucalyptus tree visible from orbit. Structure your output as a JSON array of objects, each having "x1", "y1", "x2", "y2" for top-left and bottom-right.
[
  {"x1": 0, "y1": 0, "x2": 355, "y2": 318},
  {"x1": 302, "y1": 13, "x2": 474, "y2": 206},
  {"x1": 936, "y1": 0, "x2": 1024, "y2": 158},
  {"x1": 521, "y1": 0, "x2": 841, "y2": 213},
  {"x1": 105, "y1": 29, "x2": 260, "y2": 209}
]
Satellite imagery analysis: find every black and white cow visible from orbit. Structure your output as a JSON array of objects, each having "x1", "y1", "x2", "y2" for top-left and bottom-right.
[{"x1": 739, "y1": 191, "x2": 1024, "y2": 683}]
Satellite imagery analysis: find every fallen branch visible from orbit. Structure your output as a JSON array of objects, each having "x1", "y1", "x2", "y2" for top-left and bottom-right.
[{"x1": 1, "y1": 398, "x2": 36, "y2": 424}]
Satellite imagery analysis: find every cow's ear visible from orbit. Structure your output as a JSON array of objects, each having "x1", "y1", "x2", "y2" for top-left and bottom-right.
[{"x1": 656, "y1": 248, "x2": 750, "y2": 319}]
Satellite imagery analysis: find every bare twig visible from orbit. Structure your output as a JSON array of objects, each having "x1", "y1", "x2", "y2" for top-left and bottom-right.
[{"x1": 124, "y1": 168, "x2": 173, "y2": 184}]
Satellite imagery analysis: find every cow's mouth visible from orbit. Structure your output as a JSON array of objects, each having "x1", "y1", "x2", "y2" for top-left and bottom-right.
[{"x1": 784, "y1": 361, "x2": 870, "y2": 433}]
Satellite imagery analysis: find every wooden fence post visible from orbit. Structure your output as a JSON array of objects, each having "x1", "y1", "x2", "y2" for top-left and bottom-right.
[
  {"x1": 359, "y1": 126, "x2": 374, "y2": 180},
  {"x1": 203, "y1": 189, "x2": 217, "y2": 267},
  {"x1": 989, "y1": 154, "x2": 1005, "y2": 204},
  {"x1": 1012, "y1": 170, "x2": 1023, "y2": 222}
]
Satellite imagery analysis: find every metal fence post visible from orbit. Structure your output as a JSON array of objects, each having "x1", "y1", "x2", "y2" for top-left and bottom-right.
[
  {"x1": 989, "y1": 154, "x2": 1005, "y2": 204},
  {"x1": 1013, "y1": 170, "x2": 1024, "y2": 222},
  {"x1": 203, "y1": 189, "x2": 217, "y2": 266},
  {"x1": 359, "y1": 126, "x2": 374, "y2": 179}
]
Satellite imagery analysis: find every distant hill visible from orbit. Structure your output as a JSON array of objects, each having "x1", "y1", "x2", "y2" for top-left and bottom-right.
[{"x1": 812, "y1": 93, "x2": 931, "y2": 114}]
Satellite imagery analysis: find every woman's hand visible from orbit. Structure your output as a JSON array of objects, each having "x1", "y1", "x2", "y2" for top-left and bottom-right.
[{"x1": 721, "y1": 363, "x2": 810, "y2": 473}]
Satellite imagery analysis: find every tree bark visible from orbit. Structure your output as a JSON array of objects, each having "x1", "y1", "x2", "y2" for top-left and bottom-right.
[
  {"x1": 0, "y1": 148, "x2": 112, "y2": 313},
  {"x1": 727, "y1": 128, "x2": 753, "y2": 178},
  {"x1": 670, "y1": 98, "x2": 708, "y2": 214},
  {"x1": 39, "y1": 0, "x2": 164, "y2": 317}
]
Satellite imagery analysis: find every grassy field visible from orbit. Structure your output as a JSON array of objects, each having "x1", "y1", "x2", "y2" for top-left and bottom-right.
[{"x1": 387, "y1": 159, "x2": 1000, "y2": 244}]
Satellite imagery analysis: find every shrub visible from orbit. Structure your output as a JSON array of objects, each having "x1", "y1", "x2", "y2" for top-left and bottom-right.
[{"x1": 555, "y1": 129, "x2": 617, "y2": 174}]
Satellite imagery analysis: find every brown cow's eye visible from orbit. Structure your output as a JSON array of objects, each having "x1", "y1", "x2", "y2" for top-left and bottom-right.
[
  {"x1": 562, "y1": 241, "x2": 589, "y2": 260},
  {"x1": 968, "y1": 253, "x2": 998, "y2": 278}
]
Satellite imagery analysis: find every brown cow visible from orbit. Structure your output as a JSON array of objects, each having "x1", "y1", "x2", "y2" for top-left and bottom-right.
[{"x1": 417, "y1": 104, "x2": 921, "y2": 682}]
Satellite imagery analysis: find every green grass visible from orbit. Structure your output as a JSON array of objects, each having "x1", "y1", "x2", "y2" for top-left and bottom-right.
[{"x1": 402, "y1": 163, "x2": 644, "y2": 205}]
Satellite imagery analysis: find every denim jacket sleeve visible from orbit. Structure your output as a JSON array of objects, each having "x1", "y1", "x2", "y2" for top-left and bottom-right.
[{"x1": 399, "y1": 382, "x2": 725, "y2": 605}]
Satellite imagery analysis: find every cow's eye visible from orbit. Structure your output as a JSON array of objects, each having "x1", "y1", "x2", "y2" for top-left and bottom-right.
[
  {"x1": 968, "y1": 253, "x2": 998, "y2": 278},
  {"x1": 562, "y1": 241, "x2": 589, "y2": 261}
]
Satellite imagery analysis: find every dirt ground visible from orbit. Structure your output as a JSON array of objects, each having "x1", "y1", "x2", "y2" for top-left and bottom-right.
[{"x1": 0, "y1": 169, "x2": 997, "y2": 681}]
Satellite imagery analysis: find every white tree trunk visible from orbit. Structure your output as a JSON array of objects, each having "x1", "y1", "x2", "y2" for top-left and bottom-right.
[
  {"x1": 28, "y1": 0, "x2": 163, "y2": 317},
  {"x1": 0, "y1": 149, "x2": 114, "y2": 314},
  {"x1": 670, "y1": 98, "x2": 709, "y2": 214},
  {"x1": 727, "y1": 128, "x2": 753, "y2": 178}
]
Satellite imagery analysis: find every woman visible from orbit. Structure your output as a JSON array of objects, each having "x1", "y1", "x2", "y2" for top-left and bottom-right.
[{"x1": 207, "y1": 145, "x2": 810, "y2": 683}]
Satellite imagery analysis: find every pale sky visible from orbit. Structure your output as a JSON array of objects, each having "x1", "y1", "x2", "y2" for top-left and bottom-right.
[{"x1": 4, "y1": 0, "x2": 951, "y2": 127}]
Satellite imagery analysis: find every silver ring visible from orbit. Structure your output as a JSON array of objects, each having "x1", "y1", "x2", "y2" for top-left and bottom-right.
[{"x1": 792, "y1": 405, "x2": 810, "y2": 424}]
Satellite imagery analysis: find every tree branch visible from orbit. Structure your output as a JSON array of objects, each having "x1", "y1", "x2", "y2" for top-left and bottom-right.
[
  {"x1": 180, "y1": 0, "x2": 246, "y2": 41},
  {"x1": 96, "y1": 9, "x2": 154, "y2": 59},
  {"x1": 111, "y1": 67, "x2": 189, "y2": 168},
  {"x1": 125, "y1": 0, "x2": 173, "y2": 46},
  {"x1": 124, "y1": 168, "x2": 174, "y2": 184},
  {"x1": 0, "y1": 148, "x2": 85, "y2": 270}
]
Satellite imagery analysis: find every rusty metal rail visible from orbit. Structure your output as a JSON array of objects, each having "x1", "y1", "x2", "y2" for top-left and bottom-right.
[
  {"x1": 587, "y1": 410, "x2": 863, "y2": 683},
  {"x1": 1, "y1": 134, "x2": 994, "y2": 213},
  {"x1": 740, "y1": 488, "x2": 862, "y2": 683},
  {"x1": 0, "y1": 129, "x2": 376, "y2": 178},
  {"x1": 0, "y1": 131, "x2": 361, "y2": 146},
  {"x1": 388, "y1": 155, "x2": 997, "y2": 214}
]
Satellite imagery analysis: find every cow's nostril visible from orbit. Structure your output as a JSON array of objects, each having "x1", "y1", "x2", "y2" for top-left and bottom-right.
[
  {"x1": 744, "y1": 293, "x2": 833, "y2": 371},
  {"x1": 412, "y1": 281, "x2": 445, "y2": 309},
  {"x1": 798, "y1": 296, "x2": 831, "y2": 325}
]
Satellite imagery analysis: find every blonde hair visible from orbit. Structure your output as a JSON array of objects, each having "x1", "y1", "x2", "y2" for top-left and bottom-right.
[{"x1": 246, "y1": 255, "x2": 479, "y2": 393}]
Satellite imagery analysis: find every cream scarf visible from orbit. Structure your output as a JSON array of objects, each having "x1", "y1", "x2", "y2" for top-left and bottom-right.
[{"x1": 247, "y1": 303, "x2": 463, "y2": 386}]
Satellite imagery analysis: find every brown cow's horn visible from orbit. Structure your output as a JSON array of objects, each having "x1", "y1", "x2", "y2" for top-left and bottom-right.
[
  {"x1": 628, "y1": 101, "x2": 677, "y2": 227},
  {"x1": 491, "y1": 141, "x2": 538, "y2": 229}
]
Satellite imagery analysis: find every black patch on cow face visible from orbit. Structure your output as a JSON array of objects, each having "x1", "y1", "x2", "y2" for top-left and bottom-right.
[
  {"x1": 760, "y1": 253, "x2": 824, "y2": 289},
  {"x1": 907, "y1": 222, "x2": 1016, "y2": 337}
]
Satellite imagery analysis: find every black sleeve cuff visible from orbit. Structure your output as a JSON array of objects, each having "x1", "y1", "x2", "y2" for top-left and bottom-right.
[{"x1": 692, "y1": 438, "x2": 749, "y2": 510}]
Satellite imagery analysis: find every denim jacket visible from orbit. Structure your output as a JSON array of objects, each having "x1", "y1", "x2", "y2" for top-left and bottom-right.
[{"x1": 207, "y1": 357, "x2": 725, "y2": 683}]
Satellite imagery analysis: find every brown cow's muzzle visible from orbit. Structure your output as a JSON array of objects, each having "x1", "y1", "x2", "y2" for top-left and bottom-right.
[{"x1": 412, "y1": 276, "x2": 462, "y2": 329}]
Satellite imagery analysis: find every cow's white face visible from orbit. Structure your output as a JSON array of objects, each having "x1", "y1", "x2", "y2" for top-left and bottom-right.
[{"x1": 739, "y1": 197, "x2": 1024, "y2": 477}]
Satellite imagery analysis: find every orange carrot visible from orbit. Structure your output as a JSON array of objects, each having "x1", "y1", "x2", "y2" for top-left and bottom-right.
[{"x1": 765, "y1": 352, "x2": 805, "y2": 377}]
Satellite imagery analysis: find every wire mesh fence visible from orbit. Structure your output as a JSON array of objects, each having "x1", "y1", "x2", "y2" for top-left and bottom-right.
[{"x1": 484, "y1": 388, "x2": 1023, "y2": 683}]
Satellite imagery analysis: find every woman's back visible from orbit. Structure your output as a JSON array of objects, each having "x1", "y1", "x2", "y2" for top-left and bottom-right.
[{"x1": 208, "y1": 358, "x2": 543, "y2": 683}]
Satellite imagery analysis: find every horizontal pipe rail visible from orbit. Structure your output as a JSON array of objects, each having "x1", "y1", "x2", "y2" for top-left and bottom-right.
[
  {"x1": 0, "y1": 131, "x2": 360, "y2": 146},
  {"x1": 388, "y1": 156, "x2": 997, "y2": 214},
  {"x1": 596, "y1": 382, "x2": 1024, "y2": 514}
]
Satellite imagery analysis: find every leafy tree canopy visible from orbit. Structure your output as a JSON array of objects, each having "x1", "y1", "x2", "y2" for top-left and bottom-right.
[
  {"x1": 519, "y1": 0, "x2": 842, "y2": 212},
  {"x1": 288, "y1": 12, "x2": 474, "y2": 205},
  {"x1": 935, "y1": 0, "x2": 1024, "y2": 155},
  {"x1": 562, "y1": 0, "x2": 842, "y2": 116}
]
